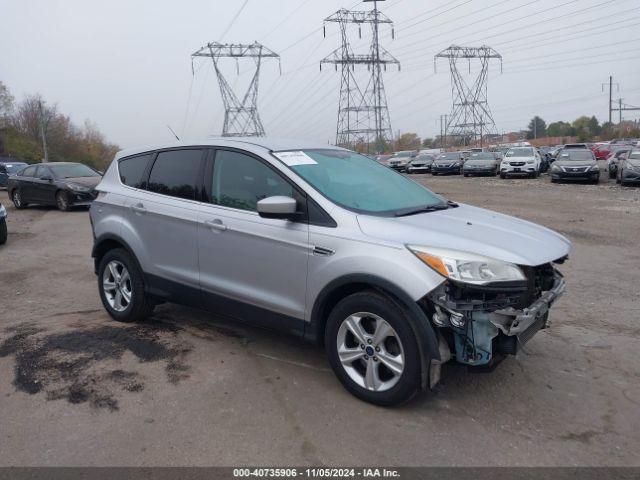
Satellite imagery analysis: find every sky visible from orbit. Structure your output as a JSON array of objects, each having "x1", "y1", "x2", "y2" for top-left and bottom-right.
[{"x1": 1, "y1": 0, "x2": 639, "y2": 149}]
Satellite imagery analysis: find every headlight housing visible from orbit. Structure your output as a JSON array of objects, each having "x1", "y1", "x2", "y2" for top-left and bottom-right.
[
  {"x1": 589, "y1": 165, "x2": 600, "y2": 171},
  {"x1": 0, "y1": 204, "x2": 6, "y2": 218},
  {"x1": 67, "y1": 183, "x2": 90, "y2": 192},
  {"x1": 526, "y1": 160, "x2": 534, "y2": 164},
  {"x1": 551, "y1": 164, "x2": 561, "y2": 171},
  {"x1": 407, "y1": 246, "x2": 525, "y2": 285}
]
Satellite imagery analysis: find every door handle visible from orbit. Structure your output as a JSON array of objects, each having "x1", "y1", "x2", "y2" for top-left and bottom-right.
[
  {"x1": 130, "y1": 203, "x2": 147, "y2": 214},
  {"x1": 204, "y1": 219, "x2": 227, "y2": 232}
]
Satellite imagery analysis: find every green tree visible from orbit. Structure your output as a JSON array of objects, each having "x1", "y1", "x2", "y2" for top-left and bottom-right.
[
  {"x1": 526, "y1": 116, "x2": 547, "y2": 139},
  {"x1": 395, "y1": 132, "x2": 421, "y2": 151},
  {"x1": 421, "y1": 137, "x2": 435, "y2": 148}
]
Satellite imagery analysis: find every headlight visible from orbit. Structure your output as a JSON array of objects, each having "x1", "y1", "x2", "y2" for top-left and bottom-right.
[
  {"x1": 453, "y1": 162, "x2": 460, "y2": 166},
  {"x1": 526, "y1": 160, "x2": 534, "y2": 164},
  {"x1": 551, "y1": 164, "x2": 561, "y2": 171},
  {"x1": 67, "y1": 183, "x2": 90, "y2": 192},
  {"x1": 407, "y1": 246, "x2": 525, "y2": 285},
  {"x1": 0, "y1": 204, "x2": 6, "y2": 217},
  {"x1": 589, "y1": 165, "x2": 600, "y2": 171}
]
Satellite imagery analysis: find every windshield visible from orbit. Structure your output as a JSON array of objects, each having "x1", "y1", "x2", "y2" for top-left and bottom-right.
[
  {"x1": 50, "y1": 163, "x2": 100, "y2": 179},
  {"x1": 393, "y1": 151, "x2": 413, "y2": 158},
  {"x1": 469, "y1": 153, "x2": 494, "y2": 160},
  {"x1": 628, "y1": 152, "x2": 640, "y2": 160},
  {"x1": 278, "y1": 149, "x2": 445, "y2": 215},
  {"x1": 437, "y1": 153, "x2": 460, "y2": 161},
  {"x1": 559, "y1": 151, "x2": 594, "y2": 161},
  {"x1": 3, "y1": 163, "x2": 27, "y2": 174},
  {"x1": 506, "y1": 148, "x2": 534, "y2": 157}
]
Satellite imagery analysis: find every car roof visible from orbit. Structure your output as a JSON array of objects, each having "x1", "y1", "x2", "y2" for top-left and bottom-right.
[{"x1": 115, "y1": 137, "x2": 342, "y2": 159}]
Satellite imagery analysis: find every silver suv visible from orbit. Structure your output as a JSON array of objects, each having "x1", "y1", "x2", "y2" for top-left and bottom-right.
[{"x1": 90, "y1": 138, "x2": 571, "y2": 405}]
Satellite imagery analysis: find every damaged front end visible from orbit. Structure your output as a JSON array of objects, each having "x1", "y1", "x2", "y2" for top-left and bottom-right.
[{"x1": 421, "y1": 260, "x2": 566, "y2": 387}]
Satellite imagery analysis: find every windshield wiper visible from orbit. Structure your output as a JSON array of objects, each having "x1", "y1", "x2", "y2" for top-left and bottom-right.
[{"x1": 394, "y1": 202, "x2": 452, "y2": 217}]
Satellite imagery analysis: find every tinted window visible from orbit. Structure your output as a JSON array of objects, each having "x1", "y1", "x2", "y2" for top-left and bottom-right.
[
  {"x1": 22, "y1": 166, "x2": 37, "y2": 177},
  {"x1": 147, "y1": 149, "x2": 203, "y2": 200},
  {"x1": 35, "y1": 166, "x2": 50, "y2": 178},
  {"x1": 212, "y1": 150, "x2": 293, "y2": 212},
  {"x1": 49, "y1": 164, "x2": 100, "y2": 178},
  {"x1": 119, "y1": 154, "x2": 152, "y2": 188}
]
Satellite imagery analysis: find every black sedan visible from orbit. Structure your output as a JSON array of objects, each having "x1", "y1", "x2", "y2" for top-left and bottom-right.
[
  {"x1": 7, "y1": 162, "x2": 102, "y2": 211},
  {"x1": 431, "y1": 153, "x2": 463, "y2": 175},
  {"x1": 549, "y1": 150, "x2": 600, "y2": 184}
]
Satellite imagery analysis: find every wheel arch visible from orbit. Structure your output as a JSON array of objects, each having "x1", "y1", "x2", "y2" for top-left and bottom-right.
[
  {"x1": 306, "y1": 274, "x2": 440, "y2": 389},
  {"x1": 92, "y1": 234, "x2": 140, "y2": 275}
]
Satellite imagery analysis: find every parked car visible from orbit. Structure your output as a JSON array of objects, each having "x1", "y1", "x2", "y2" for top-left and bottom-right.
[
  {"x1": 592, "y1": 142, "x2": 612, "y2": 160},
  {"x1": 7, "y1": 162, "x2": 102, "y2": 211},
  {"x1": 431, "y1": 152, "x2": 463, "y2": 175},
  {"x1": 405, "y1": 154, "x2": 434, "y2": 174},
  {"x1": 500, "y1": 147, "x2": 541, "y2": 178},
  {"x1": 388, "y1": 151, "x2": 416, "y2": 172},
  {"x1": 550, "y1": 150, "x2": 600, "y2": 184},
  {"x1": 0, "y1": 202, "x2": 7, "y2": 245},
  {"x1": 375, "y1": 154, "x2": 392, "y2": 166},
  {"x1": 462, "y1": 152, "x2": 499, "y2": 176},
  {"x1": 616, "y1": 150, "x2": 640, "y2": 186},
  {"x1": 606, "y1": 147, "x2": 632, "y2": 178},
  {"x1": 0, "y1": 160, "x2": 28, "y2": 188},
  {"x1": 90, "y1": 139, "x2": 571, "y2": 406},
  {"x1": 548, "y1": 147, "x2": 562, "y2": 161}
]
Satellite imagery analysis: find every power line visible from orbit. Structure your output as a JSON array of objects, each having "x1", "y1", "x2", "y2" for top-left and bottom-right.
[{"x1": 219, "y1": 0, "x2": 250, "y2": 41}]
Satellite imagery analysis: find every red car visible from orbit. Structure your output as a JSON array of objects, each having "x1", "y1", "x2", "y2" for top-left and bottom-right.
[{"x1": 592, "y1": 143, "x2": 611, "y2": 160}]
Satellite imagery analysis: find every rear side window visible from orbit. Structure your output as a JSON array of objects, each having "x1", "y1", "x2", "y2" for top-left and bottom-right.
[
  {"x1": 119, "y1": 154, "x2": 152, "y2": 188},
  {"x1": 147, "y1": 149, "x2": 203, "y2": 200},
  {"x1": 35, "y1": 166, "x2": 50, "y2": 178},
  {"x1": 211, "y1": 150, "x2": 293, "y2": 212}
]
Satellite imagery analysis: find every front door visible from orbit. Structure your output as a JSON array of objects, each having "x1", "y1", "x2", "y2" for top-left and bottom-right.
[
  {"x1": 197, "y1": 148, "x2": 309, "y2": 326},
  {"x1": 33, "y1": 165, "x2": 57, "y2": 204}
]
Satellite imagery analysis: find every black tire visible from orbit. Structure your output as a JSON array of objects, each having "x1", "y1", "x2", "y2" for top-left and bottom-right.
[
  {"x1": 608, "y1": 169, "x2": 616, "y2": 179},
  {"x1": 56, "y1": 191, "x2": 70, "y2": 211},
  {"x1": 11, "y1": 190, "x2": 27, "y2": 209},
  {"x1": 551, "y1": 178, "x2": 558, "y2": 183},
  {"x1": 500, "y1": 172, "x2": 506, "y2": 179},
  {"x1": 97, "y1": 248, "x2": 155, "y2": 322},
  {"x1": 463, "y1": 173, "x2": 469, "y2": 177},
  {"x1": 325, "y1": 291, "x2": 422, "y2": 406},
  {"x1": 432, "y1": 172, "x2": 438, "y2": 176},
  {"x1": 0, "y1": 218, "x2": 7, "y2": 245},
  {"x1": 616, "y1": 172, "x2": 621, "y2": 184}
]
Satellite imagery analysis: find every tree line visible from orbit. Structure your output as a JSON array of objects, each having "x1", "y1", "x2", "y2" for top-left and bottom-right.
[
  {"x1": 526, "y1": 115, "x2": 639, "y2": 141},
  {"x1": 0, "y1": 81, "x2": 118, "y2": 170}
]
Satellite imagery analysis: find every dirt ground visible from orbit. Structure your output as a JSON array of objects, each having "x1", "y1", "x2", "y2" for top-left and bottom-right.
[{"x1": 0, "y1": 170, "x2": 639, "y2": 467}]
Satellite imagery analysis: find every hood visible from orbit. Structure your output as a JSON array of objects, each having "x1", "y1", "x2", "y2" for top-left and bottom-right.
[
  {"x1": 434, "y1": 158, "x2": 460, "y2": 165},
  {"x1": 627, "y1": 158, "x2": 640, "y2": 167},
  {"x1": 554, "y1": 159, "x2": 597, "y2": 168},
  {"x1": 64, "y1": 176, "x2": 102, "y2": 188},
  {"x1": 357, "y1": 204, "x2": 571, "y2": 267},
  {"x1": 504, "y1": 156, "x2": 535, "y2": 162}
]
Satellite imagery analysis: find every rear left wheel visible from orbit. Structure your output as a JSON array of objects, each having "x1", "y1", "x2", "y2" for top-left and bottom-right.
[
  {"x1": 12, "y1": 190, "x2": 26, "y2": 209},
  {"x1": 325, "y1": 291, "x2": 422, "y2": 406}
]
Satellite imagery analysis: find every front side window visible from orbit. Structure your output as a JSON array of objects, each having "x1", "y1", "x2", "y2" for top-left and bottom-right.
[
  {"x1": 147, "y1": 149, "x2": 203, "y2": 200},
  {"x1": 22, "y1": 166, "x2": 37, "y2": 177},
  {"x1": 211, "y1": 150, "x2": 293, "y2": 212},
  {"x1": 119, "y1": 153, "x2": 152, "y2": 188},
  {"x1": 279, "y1": 149, "x2": 444, "y2": 215},
  {"x1": 35, "y1": 166, "x2": 50, "y2": 178}
]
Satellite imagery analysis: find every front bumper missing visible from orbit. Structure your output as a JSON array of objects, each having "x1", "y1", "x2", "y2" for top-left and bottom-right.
[
  {"x1": 489, "y1": 273, "x2": 565, "y2": 339},
  {"x1": 426, "y1": 270, "x2": 566, "y2": 379}
]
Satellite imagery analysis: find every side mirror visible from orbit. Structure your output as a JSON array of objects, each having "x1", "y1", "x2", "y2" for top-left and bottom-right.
[{"x1": 257, "y1": 196, "x2": 299, "y2": 220}]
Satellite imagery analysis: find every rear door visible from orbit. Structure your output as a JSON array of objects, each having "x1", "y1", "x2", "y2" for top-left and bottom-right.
[
  {"x1": 123, "y1": 148, "x2": 206, "y2": 301},
  {"x1": 17, "y1": 165, "x2": 38, "y2": 202},
  {"x1": 196, "y1": 148, "x2": 310, "y2": 324}
]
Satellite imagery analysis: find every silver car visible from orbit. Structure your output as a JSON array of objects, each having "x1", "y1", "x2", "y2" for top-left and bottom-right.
[{"x1": 90, "y1": 138, "x2": 571, "y2": 406}]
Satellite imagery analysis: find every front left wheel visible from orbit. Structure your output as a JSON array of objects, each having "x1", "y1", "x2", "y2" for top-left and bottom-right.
[
  {"x1": 56, "y1": 191, "x2": 70, "y2": 211},
  {"x1": 98, "y1": 248, "x2": 155, "y2": 322},
  {"x1": 325, "y1": 291, "x2": 422, "y2": 406}
]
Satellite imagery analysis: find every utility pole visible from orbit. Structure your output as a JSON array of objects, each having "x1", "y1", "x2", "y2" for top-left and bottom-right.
[
  {"x1": 191, "y1": 42, "x2": 280, "y2": 137},
  {"x1": 321, "y1": 1, "x2": 399, "y2": 152},
  {"x1": 435, "y1": 46, "x2": 502, "y2": 147},
  {"x1": 38, "y1": 99, "x2": 50, "y2": 163},
  {"x1": 612, "y1": 98, "x2": 640, "y2": 124},
  {"x1": 619, "y1": 98, "x2": 623, "y2": 124},
  {"x1": 602, "y1": 76, "x2": 619, "y2": 124}
]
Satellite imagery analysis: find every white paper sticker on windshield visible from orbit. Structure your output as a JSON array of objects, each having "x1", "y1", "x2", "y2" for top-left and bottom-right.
[{"x1": 273, "y1": 151, "x2": 317, "y2": 166}]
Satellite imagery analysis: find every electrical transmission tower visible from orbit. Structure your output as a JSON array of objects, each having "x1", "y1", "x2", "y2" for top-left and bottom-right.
[
  {"x1": 192, "y1": 42, "x2": 280, "y2": 137},
  {"x1": 321, "y1": 0, "x2": 399, "y2": 152},
  {"x1": 435, "y1": 45, "x2": 502, "y2": 147}
]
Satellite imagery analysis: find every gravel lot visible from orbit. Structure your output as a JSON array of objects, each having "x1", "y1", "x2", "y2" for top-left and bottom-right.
[{"x1": 0, "y1": 171, "x2": 639, "y2": 467}]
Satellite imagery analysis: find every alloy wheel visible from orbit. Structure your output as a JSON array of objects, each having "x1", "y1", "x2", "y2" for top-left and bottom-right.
[
  {"x1": 13, "y1": 191, "x2": 21, "y2": 208},
  {"x1": 57, "y1": 192, "x2": 69, "y2": 211},
  {"x1": 102, "y1": 260, "x2": 132, "y2": 312},
  {"x1": 336, "y1": 312, "x2": 405, "y2": 392}
]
